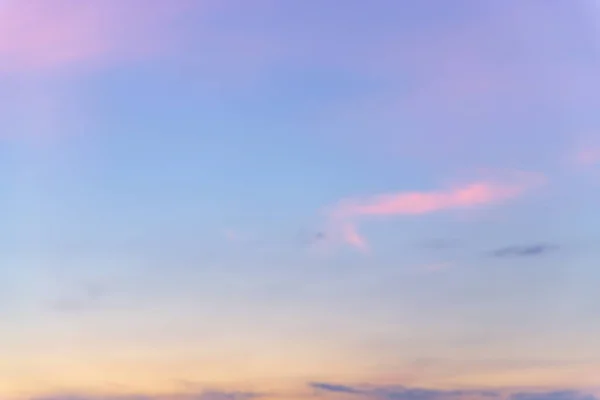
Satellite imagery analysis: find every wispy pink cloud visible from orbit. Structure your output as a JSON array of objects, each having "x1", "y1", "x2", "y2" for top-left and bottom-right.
[
  {"x1": 0, "y1": 0, "x2": 192, "y2": 72},
  {"x1": 334, "y1": 181, "x2": 530, "y2": 220},
  {"x1": 328, "y1": 173, "x2": 543, "y2": 251},
  {"x1": 574, "y1": 147, "x2": 600, "y2": 167},
  {"x1": 341, "y1": 223, "x2": 369, "y2": 253}
]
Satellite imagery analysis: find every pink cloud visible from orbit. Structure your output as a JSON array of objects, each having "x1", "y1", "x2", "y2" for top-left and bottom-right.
[
  {"x1": 341, "y1": 223, "x2": 369, "y2": 253},
  {"x1": 328, "y1": 173, "x2": 543, "y2": 251},
  {"x1": 0, "y1": 0, "x2": 193, "y2": 72},
  {"x1": 574, "y1": 147, "x2": 600, "y2": 166},
  {"x1": 334, "y1": 181, "x2": 529, "y2": 220}
]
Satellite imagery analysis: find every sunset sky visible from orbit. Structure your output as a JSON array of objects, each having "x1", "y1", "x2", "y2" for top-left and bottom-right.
[{"x1": 2, "y1": 0, "x2": 600, "y2": 399}]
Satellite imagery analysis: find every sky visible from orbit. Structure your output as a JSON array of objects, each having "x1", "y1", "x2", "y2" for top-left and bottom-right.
[{"x1": 1, "y1": 0, "x2": 600, "y2": 399}]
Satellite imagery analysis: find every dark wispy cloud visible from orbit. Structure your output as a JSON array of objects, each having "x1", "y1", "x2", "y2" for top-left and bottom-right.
[
  {"x1": 309, "y1": 383, "x2": 498, "y2": 400},
  {"x1": 510, "y1": 391, "x2": 598, "y2": 400},
  {"x1": 310, "y1": 383, "x2": 364, "y2": 394},
  {"x1": 488, "y1": 243, "x2": 559, "y2": 258},
  {"x1": 369, "y1": 387, "x2": 497, "y2": 400},
  {"x1": 195, "y1": 391, "x2": 264, "y2": 400},
  {"x1": 308, "y1": 384, "x2": 598, "y2": 400}
]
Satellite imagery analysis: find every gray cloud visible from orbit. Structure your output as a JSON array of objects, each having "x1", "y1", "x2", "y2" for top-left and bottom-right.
[
  {"x1": 309, "y1": 383, "x2": 498, "y2": 400},
  {"x1": 195, "y1": 392, "x2": 264, "y2": 400},
  {"x1": 310, "y1": 383, "x2": 364, "y2": 394},
  {"x1": 489, "y1": 243, "x2": 559, "y2": 258},
  {"x1": 308, "y1": 384, "x2": 597, "y2": 400},
  {"x1": 510, "y1": 391, "x2": 597, "y2": 400}
]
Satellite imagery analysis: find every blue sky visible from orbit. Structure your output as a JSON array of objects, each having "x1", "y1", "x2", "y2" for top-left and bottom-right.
[{"x1": 1, "y1": 0, "x2": 600, "y2": 398}]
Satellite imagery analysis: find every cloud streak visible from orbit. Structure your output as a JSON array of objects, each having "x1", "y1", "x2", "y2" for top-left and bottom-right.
[
  {"x1": 327, "y1": 173, "x2": 543, "y2": 251},
  {"x1": 341, "y1": 222, "x2": 369, "y2": 253},
  {"x1": 489, "y1": 243, "x2": 559, "y2": 258},
  {"x1": 310, "y1": 383, "x2": 363, "y2": 394},
  {"x1": 308, "y1": 383, "x2": 597, "y2": 400},
  {"x1": 309, "y1": 382, "x2": 499, "y2": 400},
  {"x1": 334, "y1": 181, "x2": 530, "y2": 220}
]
